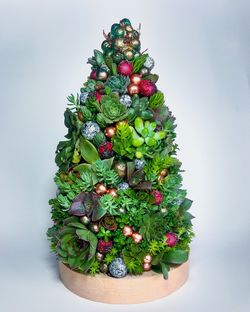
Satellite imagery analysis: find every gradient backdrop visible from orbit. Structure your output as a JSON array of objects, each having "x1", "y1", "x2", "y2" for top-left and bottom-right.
[{"x1": 1, "y1": 0, "x2": 250, "y2": 311}]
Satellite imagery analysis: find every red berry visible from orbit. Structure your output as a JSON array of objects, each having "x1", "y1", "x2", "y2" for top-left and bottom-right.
[
  {"x1": 151, "y1": 190, "x2": 163, "y2": 205},
  {"x1": 105, "y1": 142, "x2": 113, "y2": 151},
  {"x1": 139, "y1": 80, "x2": 157, "y2": 97},
  {"x1": 165, "y1": 232, "x2": 178, "y2": 247},
  {"x1": 118, "y1": 60, "x2": 133, "y2": 76},
  {"x1": 95, "y1": 91, "x2": 102, "y2": 102}
]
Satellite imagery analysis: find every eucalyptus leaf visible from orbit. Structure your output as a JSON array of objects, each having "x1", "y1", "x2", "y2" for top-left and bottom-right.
[{"x1": 163, "y1": 250, "x2": 189, "y2": 264}]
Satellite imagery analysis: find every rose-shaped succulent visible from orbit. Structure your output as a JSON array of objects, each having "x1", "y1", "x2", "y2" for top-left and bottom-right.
[
  {"x1": 105, "y1": 74, "x2": 130, "y2": 94},
  {"x1": 101, "y1": 215, "x2": 118, "y2": 230},
  {"x1": 99, "y1": 93, "x2": 127, "y2": 123}
]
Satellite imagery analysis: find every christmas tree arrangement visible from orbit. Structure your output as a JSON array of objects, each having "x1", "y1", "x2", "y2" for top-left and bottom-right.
[{"x1": 47, "y1": 18, "x2": 195, "y2": 303}]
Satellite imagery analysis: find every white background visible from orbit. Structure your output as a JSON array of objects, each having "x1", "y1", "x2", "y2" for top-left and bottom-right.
[{"x1": 0, "y1": 0, "x2": 250, "y2": 311}]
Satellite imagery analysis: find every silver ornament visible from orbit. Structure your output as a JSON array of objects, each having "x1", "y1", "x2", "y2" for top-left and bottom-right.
[
  {"x1": 144, "y1": 56, "x2": 155, "y2": 70},
  {"x1": 118, "y1": 182, "x2": 130, "y2": 190},
  {"x1": 134, "y1": 159, "x2": 146, "y2": 170},
  {"x1": 109, "y1": 257, "x2": 127, "y2": 278},
  {"x1": 81, "y1": 121, "x2": 100, "y2": 140},
  {"x1": 80, "y1": 91, "x2": 89, "y2": 104},
  {"x1": 120, "y1": 94, "x2": 132, "y2": 107}
]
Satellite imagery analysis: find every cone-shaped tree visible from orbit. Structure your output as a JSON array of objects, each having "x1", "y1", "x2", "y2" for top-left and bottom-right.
[{"x1": 47, "y1": 18, "x2": 194, "y2": 279}]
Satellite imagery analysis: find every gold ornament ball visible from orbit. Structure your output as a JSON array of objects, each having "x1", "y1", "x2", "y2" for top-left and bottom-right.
[
  {"x1": 114, "y1": 161, "x2": 127, "y2": 178},
  {"x1": 143, "y1": 262, "x2": 151, "y2": 271},
  {"x1": 100, "y1": 263, "x2": 108, "y2": 273},
  {"x1": 96, "y1": 252, "x2": 104, "y2": 262},
  {"x1": 80, "y1": 215, "x2": 90, "y2": 225},
  {"x1": 132, "y1": 232, "x2": 143, "y2": 244},
  {"x1": 131, "y1": 39, "x2": 140, "y2": 49},
  {"x1": 115, "y1": 38, "x2": 125, "y2": 48},
  {"x1": 119, "y1": 207, "x2": 126, "y2": 214},
  {"x1": 122, "y1": 225, "x2": 133, "y2": 237},
  {"x1": 125, "y1": 25, "x2": 133, "y2": 32},
  {"x1": 130, "y1": 74, "x2": 142, "y2": 85},
  {"x1": 140, "y1": 67, "x2": 149, "y2": 76},
  {"x1": 124, "y1": 49, "x2": 134, "y2": 60},
  {"x1": 116, "y1": 120, "x2": 128, "y2": 127},
  {"x1": 128, "y1": 83, "x2": 139, "y2": 95},
  {"x1": 89, "y1": 223, "x2": 100, "y2": 233},
  {"x1": 160, "y1": 169, "x2": 169, "y2": 177},
  {"x1": 106, "y1": 188, "x2": 118, "y2": 198},
  {"x1": 143, "y1": 254, "x2": 152, "y2": 264},
  {"x1": 95, "y1": 183, "x2": 107, "y2": 195},
  {"x1": 104, "y1": 126, "x2": 116, "y2": 138},
  {"x1": 97, "y1": 70, "x2": 108, "y2": 81}
]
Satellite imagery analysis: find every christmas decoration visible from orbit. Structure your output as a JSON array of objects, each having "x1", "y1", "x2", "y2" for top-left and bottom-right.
[
  {"x1": 47, "y1": 19, "x2": 194, "y2": 292},
  {"x1": 81, "y1": 121, "x2": 100, "y2": 140},
  {"x1": 120, "y1": 94, "x2": 132, "y2": 107},
  {"x1": 132, "y1": 232, "x2": 143, "y2": 244},
  {"x1": 122, "y1": 225, "x2": 133, "y2": 237},
  {"x1": 109, "y1": 257, "x2": 128, "y2": 278},
  {"x1": 118, "y1": 60, "x2": 133, "y2": 76},
  {"x1": 165, "y1": 232, "x2": 178, "y2": 247},
  {"x1": 95, "y1": 183, "x2": 107, "y2": 195},
  {"x1": 139, "y1": 80, "x2": 157, "y2": 97},
  {"x1": 97, "y1": 239, "x2": 113, "y2": 254},
  {"x1": 104, "y1": 126, "x2": 116, "y2": 138}
]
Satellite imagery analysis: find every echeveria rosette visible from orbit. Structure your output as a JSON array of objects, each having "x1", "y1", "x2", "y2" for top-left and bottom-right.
[{"x1": 99, "y1": 93, "x2": 128, "y2": 124}]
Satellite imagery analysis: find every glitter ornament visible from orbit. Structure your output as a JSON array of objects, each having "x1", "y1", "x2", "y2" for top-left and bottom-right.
[
  {"x1": 95, "y1": 183, "x2": 107, "y2": 195},
  {"x1": 118, "y1": 182, "x2": 130, "y2": 190},
  {"x1": 122, "y1": 225, "x2": 133, "y2": 237},
  {"x1": 97, "y1": 239, "x2": 113, "y2": 254},
  {"x1": 118, "y1": 60, "x2": 133, "y2": 76},
  {"x1": 165, "y1": 232, "x2": 178, "y2": 247},
  {"x1": 151, "y1": 190, "x2": 163, "y2": 205},
  {"x1": 130, "y1": 74, "x2": 142, "y2": 85},
  {"x1": 80, "y1": 215, "x2": 90, "y2": 225},
  {"x1": 81, "y1": 121, "x2": 100, "y2": 140},
  {"x1": 104, "y1": 126, "x2": 116, "y2": 138},
  {"x1": 109, "y1": 257, "x2": 127, "y2": 278},
  {"x1": 132, "y1": 232, "x2": 143, "y2": 244},
  {"x1": 120, "y1": 94, "x2": 132, "y2": 107},
  {"x1": 139, "y1": 80, "x2": 157, "y2": 97},
  {"x1": 144, "y1": 56, "x2": 155, "y2": 70},
  {"x1": 128, "y1": 83, "x2": 139, "y2": 95},
  {"x1": 134, "y1": 159, "x2": 146, "y2": 170},
  {"x1": 143, "y1": 262, "x2": 151, "y2": 271},
  {"x1": 80, "y1": 91, "x2": 89, "y2": 104}
]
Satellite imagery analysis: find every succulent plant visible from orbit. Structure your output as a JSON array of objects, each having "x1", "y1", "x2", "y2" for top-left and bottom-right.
[
  {"x1": 128, "y1": 95, "x2": 153, "y2": 122},
  {"x1": 105, "y1": 74, "x2": 130, "y2": 94},
  {"x1": 69, "y1": 192, "x2": 106, "y2": 222},
  {"x1": 53, "y1": 216, "x2": 98, "y2": 271},
  {"x1": 81, "y1": 79, "x2": 97, "y2": 92},
  {"x1": 99, "y1": 93, "x2": 128, "y2": 123},
  {"x1": 148, "y1": 91, "x2": 165, "y2": 109}
]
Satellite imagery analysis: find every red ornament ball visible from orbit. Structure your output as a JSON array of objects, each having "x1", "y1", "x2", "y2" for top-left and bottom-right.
[
  {"x1": 118, "y1": 60, "x2": 134, "y2": 76},
  {"x1": 165, "y1": 232, "x2": 178, "y2": 247},
  {"x1": 139, "y1": 80, "x2": 157, "y2": 96},
  {"x1": 95, "y1": 183, "x2": 107, "y2": 195},
  {"x1": 95, "y1": 91, "x2": 103, "y2": 102},
  {"x1": 104, "y1": 126, "x2": 116, "y2": 138},
  {"x1": 97, "y1": 239, "x2": 113, "y2": 254},
  {"x1": 151, "y1": 190, "x2": 163, "y2": 205}
]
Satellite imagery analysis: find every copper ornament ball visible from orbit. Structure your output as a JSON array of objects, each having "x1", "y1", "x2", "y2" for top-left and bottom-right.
[
  {"x1": 95, "y1": 183, "x2": 107, "y2": 195},
  {"x1": 130, "y1": 74, "x2": 142, "y2": 85},
  {"x1": 128, "y1": 83, "x2": 139, "y2": 95},
  {"x1": 122, "y1": 225, "x2": 133, "y2": 237},
  {"x1": 80, "y1": 215, "x2": 90, "y2": 225},
  {"x1": 132, "y1": 232, "x2": 143, "y2": 243},
  {"x1": 89, "y1": 223, "x2": 100, "y2": 233},
  {"x1": 143, "y1": 262, "x2": 151, "y2": 271},
  {"x1": 96, "y1": 252, "x2": 104, "y2": 262},
  {"x1": 104, "y1": 126, "x2": 116, "y2": 138},
  {"x1": 114, "y1": 161, "x2": 127, "y2": 178},
  {"x1": 143, "y1": 254, "x2": 152, "y2": 264},
  {"x1": 160, "y1": 169, "x2": 168, "y2": 177},
  {"x1": 106, "y1": 188, "x2": 118, "y2": 198}
]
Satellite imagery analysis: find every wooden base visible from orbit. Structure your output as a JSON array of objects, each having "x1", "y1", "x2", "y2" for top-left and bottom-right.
[{"x1": 58, "y1": 261, "x2": 189, "y2": 304}]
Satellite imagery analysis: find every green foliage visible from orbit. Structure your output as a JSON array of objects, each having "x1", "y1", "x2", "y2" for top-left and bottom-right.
[
  {"x1": 81, "y1": 79, "x2": 96, "y2": 92},
  {"x1": 88, "y1": 260, "x2": 100, "y2": 275},
  {"x1": 94, "y1": 159, "x2": 121, "y2": 187},
  {"x1": 97, "y1": 227, "x2": 112, "y2": 242},
  {"x1": 99, "y1": 194, "x2": 119, "y2": 215},
  {"x1": 67, "y1": 93, "x2": 81, "y2": 111},
  {"x1": 132, "y1": 54, "x2": 148, "y2": 73},
  {"x1": 112, "y1": 122, "x2": 135, "y2": 159},
  {"x1": 143, "y1": 74, "x2": 159, "y2": 83},
  {"x1": 92, "y1": 132, "x2": 106, "y2": 147},
  {"x1": 128, "y1": 95, "x2": 152, "y2": 122},
  {"x1": 148, "y1": 91, "x2": 165, "y2": 109},
  {"x1": 79, "y1": 137, "x2": 100, "y2": 164},
  {"x1": 139, "y1": 213, "x2": 167, "y2": 241},
  {"x1": 99, "y1": 93, "x2": 128, "y2": 123},
  {"x1": 105, "y1": 74, "x2": 130, "y2": 93},
  {"x1": 122, "y1": 242, "x2": 145, "y2": 275},
  {"x1": 79, "y1": 106, "x2": 93, "y2": 121},
  {"x1": 85, "y1": 96, "x2": 101, "y2": 113}
]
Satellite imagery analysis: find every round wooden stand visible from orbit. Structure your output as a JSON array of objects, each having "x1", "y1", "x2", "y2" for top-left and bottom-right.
[{"x1": 58, "y1": 260, "x2": 189, "y2": 304}]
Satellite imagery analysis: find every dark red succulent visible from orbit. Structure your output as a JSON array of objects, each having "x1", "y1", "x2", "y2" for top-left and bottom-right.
[
  {"x1": 165, "y1": 232, "x2": 178, "y2": 247},
  {"x1": 97, "y1": 239, "x2": 113, "y2": 254},
  {"x1": 98, "y1": 142, "x2": 114, "y2": 159}
]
